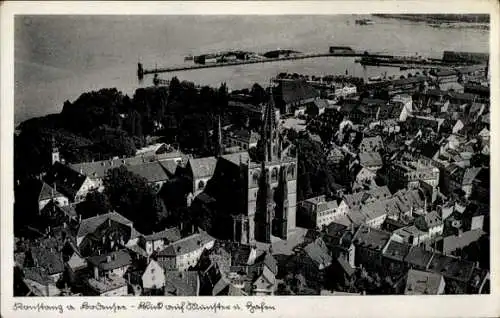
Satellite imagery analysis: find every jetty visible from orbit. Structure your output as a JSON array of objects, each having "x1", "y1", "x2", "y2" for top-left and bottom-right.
[
  {"x1": 137, "y1": 48, "x2": 484, "y2": 81},
  {"x1": 137, "y1": 50, "x2": 395, "y2": 81}
]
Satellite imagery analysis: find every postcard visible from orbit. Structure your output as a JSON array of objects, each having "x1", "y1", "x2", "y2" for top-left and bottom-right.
[{"x1": 1, "y1": 1, "x2": 499, "y2": 317}]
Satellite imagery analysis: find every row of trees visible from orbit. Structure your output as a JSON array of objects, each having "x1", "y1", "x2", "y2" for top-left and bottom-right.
[{"x1": 15, "y1": 78, "x2": 233, "y2": 181}]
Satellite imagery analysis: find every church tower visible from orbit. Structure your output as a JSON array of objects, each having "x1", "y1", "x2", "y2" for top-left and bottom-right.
[
  {"x1": 255, "y1": 161, "x2": 274, "y2": 243},
  {"x1": 51, "y1": 136, "x2": 60, "y2": 165},
  {"x1": 247, "y1": 86, "x2": 297, "y2": 244},
  {"x1": 215, "y1": 114, "x2": 224, "y2": 157},
  {"x1": 272, "y1": 167, "x2": 288, "y2": 239},
  {"x1": 261, "y1": 92, "x2": 280, "y2": 162}
]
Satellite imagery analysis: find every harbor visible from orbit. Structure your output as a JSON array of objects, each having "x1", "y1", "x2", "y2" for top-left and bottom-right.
[{"x1": 138, "y1": 47, "x2": 487, "y2": 81}]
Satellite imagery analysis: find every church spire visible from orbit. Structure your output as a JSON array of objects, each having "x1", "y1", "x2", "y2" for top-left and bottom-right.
[
  {"x1": 262, "y1": 86, "x2": 278, "y2": 162},
  {"x1": 215, "y1": 114, "x2": 223, "y2": 157}
]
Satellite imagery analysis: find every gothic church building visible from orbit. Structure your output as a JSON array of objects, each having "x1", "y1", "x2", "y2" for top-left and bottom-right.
[{"x1": 202, "y1": 94, "x2": 297, "y2": 244}]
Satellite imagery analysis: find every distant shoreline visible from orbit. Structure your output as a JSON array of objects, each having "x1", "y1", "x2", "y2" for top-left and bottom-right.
[{"x1": 373, "y1": 14, "x2": 490, "y2": 30}]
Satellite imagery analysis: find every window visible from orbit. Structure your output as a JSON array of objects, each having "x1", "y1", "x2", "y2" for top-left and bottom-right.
[
  {"x1": 271, "y1": 168, "x2": 278, "y2": 183},
  {"x1": 198, "y1": 180, "x2": 205, "y2": 190},
  {"x1": 151, "y1": 268, "x2": 155, "y2": 274},
  {"x1": 287, "y1": 164, "x2": 296, "y2": 179},
  {"x1": 252, "y1": 170, "x2": 260, "y2": 186}
]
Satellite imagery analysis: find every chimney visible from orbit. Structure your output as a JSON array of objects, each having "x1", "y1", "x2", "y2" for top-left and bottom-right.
[
  {"x1": 79, "y1": 214, "x2": 82, "y2": 223},
  {"x1": 94, "y1": 266, "x2": 99, "y2": 280},
  {"x1": 106, "y1": 255, "x2": 112, "y2": 263}
]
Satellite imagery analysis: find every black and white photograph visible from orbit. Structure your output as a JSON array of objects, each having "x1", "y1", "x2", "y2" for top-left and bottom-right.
[{"x1": 1, "y1": 1, "x2": 499, "y2": 317}]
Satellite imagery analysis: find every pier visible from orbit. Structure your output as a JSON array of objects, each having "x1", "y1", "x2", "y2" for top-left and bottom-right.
[{"x1": 137, "y1": 51, "x2": 396, "y2": 80}]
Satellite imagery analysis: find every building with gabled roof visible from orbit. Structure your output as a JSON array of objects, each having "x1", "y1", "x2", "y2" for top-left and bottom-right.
[
  {"x1": 404, "y1": 246, "x2": 434, "y2": 270},
  {"x1": 139, "y1": 227, "x2": 182, "y2": 256},
  {"x1": 351, "y1": 225, "x2": 391, "y2": 270},
  {"x1": 87, "y1": 249, "x2": 132, "y2": 278},
  {"x1": 359, "y1": 152, "x2": 383, "y2": 171},
  {"x1": 225, "y1": 128, "x2": 260, "y2": 151},
  {"x1": 439, "y1": 228, "x2": 486, "y2": 256},
  {"x1": 37, "y1": 181, "x2": 69, "y2": 211},
  {"x1": 164, "y1": 270, "x2": 200, "y2": 296},
  {"x1": 359, "y1": 135, "x2": 384, "y2": 153},
  {"x1": 402, "y1": 269, "x2": 445, "y2": 295},
  {"x1": 275, "y1": 79, "x2": 320, "y2": 115},
  {"x1": 126, "y1": 161, "x2": 170, "y2": 189},
  {"x1": 185, "y1": 156, "x2": 218, "y2": 195},
  {"x1": 24, "y1": 247, "x2": 65, "y2": 283},
  {"x1": 22, "y1": 267, "x2": 62, "y2": 296},
  {"x1": 45, "y1": 162, "x2": 96, "y2": 203},
  {"x1": 157, "y1": 231, "x2": 215, "y2": 271},
  {"x1": 76, "y1": 212, "x2": 134, "y2": 245},
  {"x1": 86, "y1": 273, "x2": 128, "y2": 296},
  {"x1": 426, "y1": 253, "x2": 476, "y2": 293}
]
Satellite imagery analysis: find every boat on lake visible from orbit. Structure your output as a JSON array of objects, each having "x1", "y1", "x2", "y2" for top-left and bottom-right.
[{"x1": 355, "y1": 19, "x2": 375, "y2": 25}]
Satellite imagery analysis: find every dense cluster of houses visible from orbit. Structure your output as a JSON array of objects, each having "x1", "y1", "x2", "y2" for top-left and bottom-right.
[{"x1": 14, "y1": 61, "x2": 489, "y2": 296}]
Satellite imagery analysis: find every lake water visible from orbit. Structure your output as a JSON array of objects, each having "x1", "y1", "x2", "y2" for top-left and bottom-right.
[{"x1": 14, "y1": 15, "x2": 490, "y2": 124}]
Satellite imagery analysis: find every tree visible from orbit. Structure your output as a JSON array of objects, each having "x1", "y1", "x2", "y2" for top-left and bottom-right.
[
  {"x1": 91, "y1": 126, "x2": 137, "y2": 159},
  {"x1": 250, "y1": 83, "x2": 267, "y2": 105},
  {"x1": 77, "y1": 191, "x2": 112, "y2": 218},
  {"x1": 104, "y1": 166, "x2": 167, "y2": 234}
]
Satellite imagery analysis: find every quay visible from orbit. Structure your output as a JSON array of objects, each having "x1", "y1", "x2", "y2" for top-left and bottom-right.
[
  {"x1": 138, "y1": 49, "x2": 486, "y2": 81},
  {"x1": 137, "y1": 51, "x2": 395, "y2": 80}
]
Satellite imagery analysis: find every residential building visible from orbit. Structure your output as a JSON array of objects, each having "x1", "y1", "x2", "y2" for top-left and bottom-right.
[
  {"x1": 360, "y1": 197, "x2": 399, "y2": 229},
  {"x1": 407, "y1": 115, "x2": 445, "y2": 133},
  {"x1": 387, "y1": 159, "x2": 440, "y2": 191},
  {"x1": 76, "y1": 212, "x2": 141, "y2": 256},
  {"x1": 37, "y1": 182, "x2": 69, "y2": 211},
  {"x1": 86, "y1": 274, "x2": 128, "y2": 296},
  {"x1": 390, "y1": 94, "x2": 413, "y2": 121},
  {"x1": 225, "y1": 129, "x2": 260, "y2": 150},
  {"x1": 439, "y1": 228, "x2": 486, "y2": 256},
  {"x1": 402, "y1": 269, "x2": 445, "y2": 295},
  {"x1": 45, "y1": 162, "x2": 97, "y2": 203},
  {"x1": 359, "y1": 152, "x2": 383, "y2": 171},
  {"x1": 24, "y1": 247, "x2": 65, "y2": 283},
  {"x1": 275, "y1": 79, "x2": 320, "y2": 115},
  {"x1": 414, "y1": 211, "x2": 444, "y2": 238},
  {"x1": 141, "y1": 260, "x2": 166, "y2": 292},
  {"x1": 250, "y1": 252, "x2": 278, "y2": 296},
  {"x1": 351, "y1": 225, "x2": 392, "y2": 270},
  {"x1": 404, "y1": 246, "x2": 435, "y2": 271},
  {"x1": 157, "y1": 231, "x2": 215, "y2": 271},
  {"x1": 68, "y1": 151, "x2": 184, "y2": 192},
  {"x1": 292, "y1": 237, "x2": 332, "y2": 290},
  {"x1": 339, "y1": 186, "x2": 392, "y2": 216},
  {"x1": 87, "y1": 250, "x2": 132, "y2": 280},
  {"x1": 392, "y1": 225, "x2": 431, "y2": 246},
  {"x1": 381, "y1": 239, "x2": 411, "y2": 279},
  {"x1": 359, "y1": 135, "x2": 384, "y2": 153},
  {"x1": 22, "y1": 267, "x2": 61, "y2": 296},
  {"x1": 164, "y1": 271, "x2": 200, "y2": 296},
  {"x1": 125, "y1": 161, "x2": 170, "y2": 191},
  {"x1": 426, "y1": 253, "x2": 476, "y2": 293},
  {"x1": 299, "y1": 195, "x2": 342, "y2": 229},
  {"x1": 444, "y1": 165, "x2": 482, "y2": 198},
  {"x1": 139, "y1": 227, "x2": 182, "y2": 256}
]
